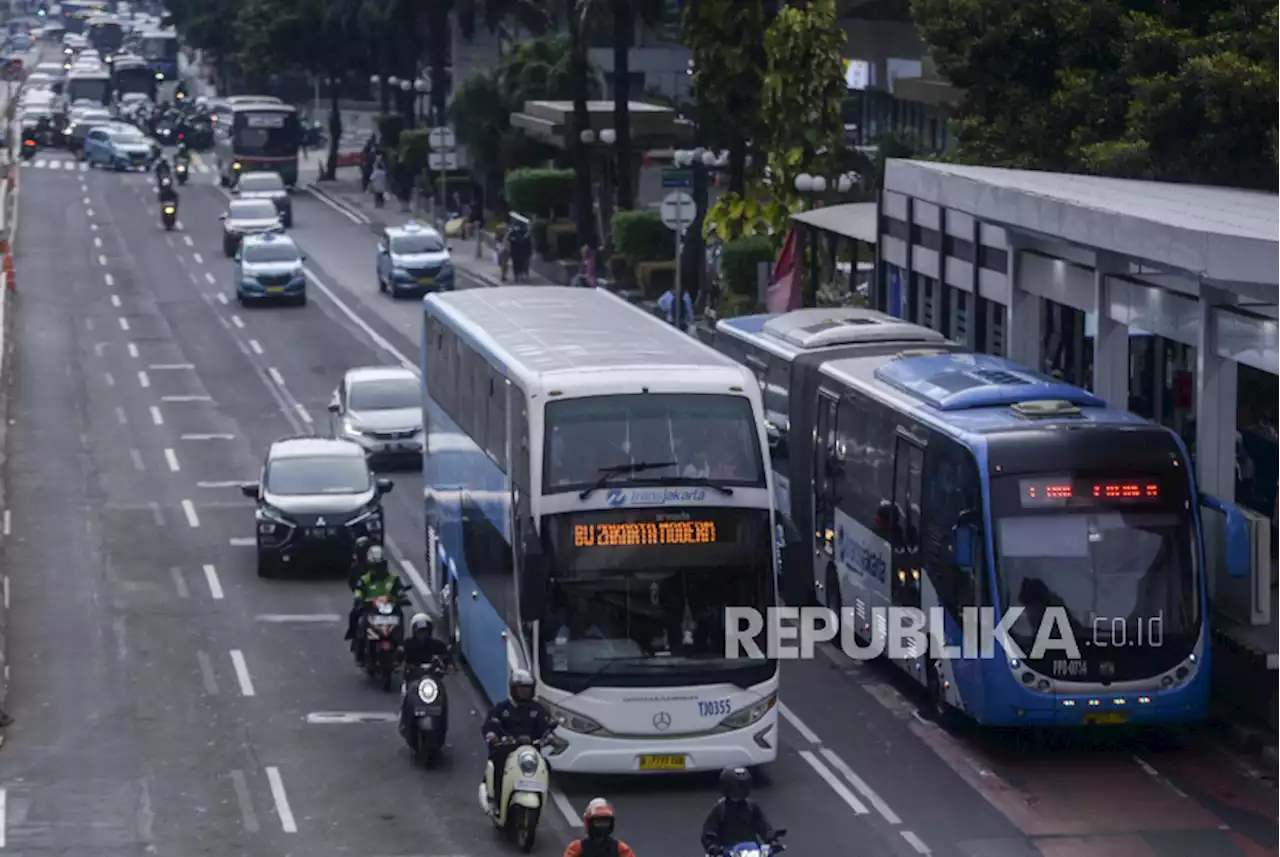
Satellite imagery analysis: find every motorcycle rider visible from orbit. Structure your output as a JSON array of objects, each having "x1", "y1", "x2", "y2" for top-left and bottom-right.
[
  {"x1": 155, "y1": 156, "x2": 171, "y2": 179},
  {"x1": 564, "y1": 799, "x2": 636, "y2": 857},
  {"x1": 701, "y1": 767, "x2": 776, "y2": 856},
  {"x1": 403, "y1": 613, "x2": 452, "y2": 669},
  {"x1": 175, "y1": 141, "x2": 191, "y2": 166},
  {"x1": 157, "y1": 176, "x2": 179, "y2": 208},
  {"x1": 345, "y1": 545, "x2": 405, "y2": 664},
  {"x1": 348, "y1": 535, "x2": 372, "y2": 589},
  {"x1": 481, "y1": 669, "x2": 554, "y2": 813}
]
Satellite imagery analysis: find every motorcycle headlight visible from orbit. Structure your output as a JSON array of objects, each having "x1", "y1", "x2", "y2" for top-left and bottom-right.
[
  {"x1": 163, "y1": 205, "x2": 176, "y2": 214},
  {"x1": 517, "y1": 750, "x2": 540, "y2": 775},
  {"x1": 541, "y1": 700, "x2": 602, "y2": 735},
  {"x1": 417, "y1": 679, "x2": 439, "y2": 704},
  {"x1": 716, "y1": 692, "x2": 777, "y2": 731}
]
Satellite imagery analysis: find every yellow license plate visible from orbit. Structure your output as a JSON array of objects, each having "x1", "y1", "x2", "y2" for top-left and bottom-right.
[
  {"x1": 417, "y1": 277, "x2": 434, "y2": 285},
  {"x1": 266, "y1": 286, "x2": 284, "y2": 293},
  {"x1": 1084, "y1": 712, "x2": 1129, "y2": 725},
  {"x1": 638, "y1": 754, "x2": 686, "y2": 771}
]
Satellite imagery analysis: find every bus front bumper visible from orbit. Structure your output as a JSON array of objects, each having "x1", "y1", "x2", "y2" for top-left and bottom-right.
[{"x1": 542, "y1": 709, "x2": 779, "y2": 774}]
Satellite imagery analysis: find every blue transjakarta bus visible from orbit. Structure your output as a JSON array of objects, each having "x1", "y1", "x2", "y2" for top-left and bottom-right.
[
  {"x1": 138, "y1": 29, "x2": 177, "y2": 81},
  {"x1": 422, "y1": 287, "x2": 782, "y2": 774},
  {"x1": 711, "y1": 310, "x2": 1252, "y2": 727}
]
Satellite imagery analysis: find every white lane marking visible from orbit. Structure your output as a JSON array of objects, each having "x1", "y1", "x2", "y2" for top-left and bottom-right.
[
  {"x1": 115, "y1": 406, "x2": 128, "y2": 425},
  {"x1": 1, "y1": 785, "x2": 7, "y2": 848},
  {"x1": 193, "y1": 252, "x2": 203, "y2": 264},
  {"x1": 256, "y1": 614, "x2": 341, "y2": 623},
  {"x1": 131, "y1": 449, "x2": 145, "y2": 471},
  {"x1": 184, "y1": 235, "x2": 194, "y2": 247},
  {"x1": 127, "y1": 343, "x2": 139, "y2": 358},
  {"x1": 305, "y1": 712, "x2": 399, "y2": 724},
  {"x1": 197, "y1": 650, "x2": 220, "y2": 696},
  {"x1": 205, "y1": 272, "x2": 217, "y2": 285},
  {"x1": 779, "y1": 702, "x2": 823, "y2": 745},
  {"x1": 83, "y1": 195, "x2": 91, "y2": 204},
  {"x1": 198, "y1": 481, "x2": 245, "y2": 488},
  {"x1": 265, "y1": 767, "x2": 298, "y2": 833},
  {"x1": 149, "y1": 363, "x2": 194, "y2": 370},
  {"x1": 137, "y1": 370, "x2": 149, "y2": 388},
  {"x1": 150, "y1": 406, "x2": 163, "y2": 425},
  {"x1": 175, "y1": 221, "x2": 185, "y2": 231},
  {"x1": 231, "y1": 315, "x2": 245, "y2": 329},
  {"x1": 216, "y1": 291, "x2": 228, "y2": 304},
  {"x1": 171, "y1": 567, "x2": 189, "y2": 598},
  {"x1": 1133, "y1": 755, "x2": 1189, "y2": 798},
  {"x1": 2, "y1": 510, "x2": 8, "y2": 537},
  {"x1": 90, "y1": 223, "x2": 98, "y2": 231},
  {"x1": 105, "y1": 272, "x2": 115, "y2": 286},
  {"x1": 798, "y1": 750, "x2": 870, "y2": 815},
  {"x1": 230, "y1": 650, "x2": 256, "y2": 696},
  {"x1": 103, "y1": 372, "x2": 114, "y2": 387},
  {"x1": 397, "y1": 559, "x2": 429, "y2": 595},
  {"x1": 181, "y1": 499, "x2": 200, "y2": 528},
  {"x1": 249, "y1": 339, "x2": 263, "y2": 354},
  {"x1": 85, "y1": 318, "x2": 94, "y2": 331},
  {"x1": 97, "y1": 254, "x2": 107, "y2": 266},
  {"x1": 901, "y1": 831, "x2": 931, "y2": 855},
  {"x1": 819, "y1": 747, "x2": 902, "y2": 825},
  {"x1": 230, "y1": 537, "x2": 256, "y2": 546},
  {"x1": 203, "y1": 564, "x2": 225, "y2": 600},
  {"x1": 296, "y1": 404, "x2": 312, "y2": 424},
  {"x1": 164, "y1": 448, "x2": 180, "y2": 472},
  {"x1": 150, "y1": 502, "x2": 166, "y2": 526},
  {"x1": 110, "y1": 293, "x2": 120, "y2": 307},
  {"x1": 2, "y1": 576, "x2": 8, "y2": 610},
  {"x1": 94, "y1": 236, "x2": 102, "y2": 248},
  {"x1": 551, "y1": 790, "x2": 579, "y2": 830},
  {"x1": 306, "y1": 187, "x2": 369, "y2": 224},
  {"x1": 229, "y1": 770, "x2": 260, "y2": 833},
  {"x1": 267, "y1": 367, "x2": 284, "y2": 385},
  {"x1": 182, "y1": 433, "x2": 234, "y2": 440},
  {"x1": 119, "y1": 317, "x2": 130, "y2": 331},
  {"x1": 301, "y1": 266, "x2": 417, "y2": 372},
  {"x1": 162, "y1": 395, "x2": 213, "y2": 402}
]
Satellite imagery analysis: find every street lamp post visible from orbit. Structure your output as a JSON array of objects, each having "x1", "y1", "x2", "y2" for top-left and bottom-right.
[{"x1": 794, "y1": 173, "x2": 827, "y2": 306}]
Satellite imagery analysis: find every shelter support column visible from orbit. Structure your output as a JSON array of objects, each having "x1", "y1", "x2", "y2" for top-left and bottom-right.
[
  {"x1": 1195, "y1": 285, "x2": 1237, "y2": 500},
  {"x1": 1004, "y1": 245, "x2": 1043, "y2": 371},
  {"x1": 1092, "y1": 253, "x2": 1129, "y2": 408}
]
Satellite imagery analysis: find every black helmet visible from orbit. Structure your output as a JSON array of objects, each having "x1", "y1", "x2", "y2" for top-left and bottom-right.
[
  {"x1": 719, "y1": 766, "x2": 752, "y2": 802},
  {"x1": 509, "y1": 668, "x2": 535, "y2": 703}
]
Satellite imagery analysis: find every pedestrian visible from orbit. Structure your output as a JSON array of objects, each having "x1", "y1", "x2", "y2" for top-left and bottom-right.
[
  {"x1": 370, "y1": 160, "x2": 387, "y2": 208},
  {"x1": 495, "y1": 222, "x2": 511, "y2": 283},
  {"x1": 360, "y1": 135, "x2": 376, "y2": 191},
  {"x1": 570, "y1": 245, "x2": 596, "y2": 288},
  {"x1": 658, "y1": 287, "x2": 695, "y2": 332}
]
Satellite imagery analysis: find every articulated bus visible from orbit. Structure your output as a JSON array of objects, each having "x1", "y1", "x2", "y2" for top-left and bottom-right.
[
  {"x1": 86, "y1": 15, "x2": 123, "y2": 58},
  {"x1": 711, "y1": 310, "x2": 1252, "y2": 727},
  {"x1": 110, "y1": 54, "x2": 154, "y2": 100},
  {"x1": 212, "y1": 99, "x2": 300, "y2": 187},
  {"x1": 421, "y1": 287, "x2": 781, "y2": 773},
  {"x1": 65, "y1": 66, "x2": 111, "y2": 105},
  {"x1": 138, "y1": 29, "x2": 177, "y2": 81}
]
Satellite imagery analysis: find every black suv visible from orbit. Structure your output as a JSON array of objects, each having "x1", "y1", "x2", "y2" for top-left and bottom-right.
[{"x1": 242, "y1": 436, "x2": 393, "y2": 577}]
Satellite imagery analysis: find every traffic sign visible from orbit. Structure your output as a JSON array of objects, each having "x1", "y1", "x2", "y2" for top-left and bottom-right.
[
  {"x1": 428, "y1": 126, "x2": 455, "y2": 150},
  {"x1": 662, "y1": 168, "x2": 692, "y2": 189},
  {"x1": 428, "y1": 152, "x2": 458, "y2": 170},
  {"x1": 660, "y1": 191, "x2": 696, "y2": 231}
]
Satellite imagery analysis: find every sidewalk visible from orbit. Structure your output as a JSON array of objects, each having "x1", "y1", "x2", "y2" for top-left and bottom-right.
[{"x1": 302, "y1": 151, "x2": 550, "y2": 290}]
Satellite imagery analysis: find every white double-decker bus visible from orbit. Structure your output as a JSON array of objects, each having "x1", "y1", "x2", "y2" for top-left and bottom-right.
[{"x1": 420, "y1": 287, "x2": 780, "y2": 774}]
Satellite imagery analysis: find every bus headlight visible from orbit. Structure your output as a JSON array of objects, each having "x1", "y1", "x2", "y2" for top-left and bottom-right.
[
  {"x1": 717, "y1": 692, "x2": 777, "y2": 730},
  {"x1": 542, "y1": 700, "x2": 602, "y2": 734}
]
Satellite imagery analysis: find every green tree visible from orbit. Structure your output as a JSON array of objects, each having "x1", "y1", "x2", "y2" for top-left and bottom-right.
[
  {"x1": 166, "y1": 0, "x2": 246, "y2": 92},
  {"x1": 456, "y1": 0, "x2": 553, "y2": 45}
]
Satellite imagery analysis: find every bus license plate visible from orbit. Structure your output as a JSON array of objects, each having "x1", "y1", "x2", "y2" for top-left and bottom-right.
[
  {"x1": 1084, "y1": 712, "x2": 1128, "y2": 725},
  {"x1": 638, "y1": 754, "x2": 686, "y2": 771}
]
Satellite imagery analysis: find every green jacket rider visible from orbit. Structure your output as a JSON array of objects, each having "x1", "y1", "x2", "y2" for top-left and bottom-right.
[{"x1": 346, "y1": 546, "x2": 405, "y2": 655}]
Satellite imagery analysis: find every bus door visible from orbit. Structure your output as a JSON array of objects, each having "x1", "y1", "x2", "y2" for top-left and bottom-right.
[
  {"x1": 812, "y1": 391, "x2": 839, "y2": 584},
  {"x1": 889, "y1": 433, "x2": 924, "y2": 615}
]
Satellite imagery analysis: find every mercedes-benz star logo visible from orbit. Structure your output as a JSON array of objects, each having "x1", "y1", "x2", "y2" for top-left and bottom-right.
[{"x1": 652, "y1": 711, "x2": 671, "y2": 731}]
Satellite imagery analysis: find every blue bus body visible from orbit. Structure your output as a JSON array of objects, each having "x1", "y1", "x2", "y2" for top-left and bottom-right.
[{"x1": 139, "y1": 31, "x2": 177, "y2": 81}]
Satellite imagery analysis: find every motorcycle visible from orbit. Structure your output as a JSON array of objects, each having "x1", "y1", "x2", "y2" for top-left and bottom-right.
[
  {"x1": 719, "y1": 832, "x2": 788, "y2": 857},
  {"x1": 478, "y1": 730, "x2": 556, "y2": 853},
  {"x1": 175, "y1": 161, "x2": 188, "y2": 185},
  {"x1": 356, "y1": 591, "x2": 410, "y2": 690},
  {"x1": 161, "y1": 202, "x2": 177, "y2": 231},
  {"x1": 20, "y1": 137, "x2": 36, "y2": 160},
  {"x1": 399, "y1": 655, "x2": 450, "y2": 766}
]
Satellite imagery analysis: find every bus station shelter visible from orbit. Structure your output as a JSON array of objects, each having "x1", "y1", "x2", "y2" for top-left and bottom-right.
[{"x1": 873, "y1": 160, "x2": 1279, "y2": 708}]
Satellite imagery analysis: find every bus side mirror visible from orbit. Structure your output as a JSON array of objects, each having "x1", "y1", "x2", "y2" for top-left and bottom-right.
[
  {"x1": 765, "y1": 421, "x2": 781, "y2": 450},
  {"x1": 951, "y1": 524, "x2": 976, "y2": 575},
  {"x1": 1201, "y1": 493, "x2": 1251, "y2": 579}
]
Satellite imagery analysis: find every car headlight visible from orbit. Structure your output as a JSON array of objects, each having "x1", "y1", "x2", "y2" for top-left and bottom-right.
[
  {"x1": 517, "y1": 750, "x2": 540, "y2": 775},
  {"x1": 342, "y1": 419, "x2": 366, "y2": 437},
  {"x1": 541, "y1": 700, "x2": 602, "y2": 734},
  {"x1": 417, "y1": 678, "x2": 439, "y2": 704},
  {"x1": 716, "y1": 692, "x2": 777, "y2": 731},
  {"x1": 256, "y1": 506, "x2": 293, "y2": 534},
  {"x1": 240, "y1": 278, "x2": 260, "y2": 289}
]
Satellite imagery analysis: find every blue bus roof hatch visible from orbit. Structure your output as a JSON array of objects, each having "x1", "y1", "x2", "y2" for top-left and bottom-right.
[{"x1": 874, "y1": 352, "x2": 1106, "y2": 411}]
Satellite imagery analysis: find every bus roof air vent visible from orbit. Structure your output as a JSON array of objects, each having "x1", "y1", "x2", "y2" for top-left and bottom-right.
[
  {"x1": 1010, "y1": 399, "x2": 1083, "y2": 418},
  {"x1": 874, "y1": 353, "x2": 1106, "y2": 412},
  {"x1": 763, "y1": 307, "x2": 947, "y2": 350}
]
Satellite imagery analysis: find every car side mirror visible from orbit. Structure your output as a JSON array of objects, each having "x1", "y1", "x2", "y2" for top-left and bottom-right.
[
  {"x1": 376, "y1": 477, "x2": 394, "y2": 494},
  {"x1": 950, "y1": 523, "x2": 976, "y2": 575},
  {"x1": 240, "y1": 482, "x2": 259, "y2": 498}
]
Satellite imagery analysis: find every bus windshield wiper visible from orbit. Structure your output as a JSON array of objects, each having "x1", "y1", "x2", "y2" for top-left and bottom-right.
[
  {"x1": 578, "y1": 461, "x2": 676, "y2": 500},
  {"x1": 570, "y1": 655, "x2": 661, "y2": 694}
]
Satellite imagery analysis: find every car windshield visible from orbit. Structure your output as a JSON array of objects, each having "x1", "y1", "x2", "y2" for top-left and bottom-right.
[
  {"x1": 110, "y1": 130, "x2": 146, "y2": 145},
  {"x1": 265, "y1": 455, "x2": 371, "y2": 495},
  {"x1": 349, "y1": 377, "x2": 419, "y2": 411},
  {"x1": 243, "y1": 243, "x2": 299, "y2": 264},
  {"x1": 391, "y1": 233, "x2": 444, "y2": 254},
  {"x1": 239, "y1": 173, "x2": 285, "y2": 192},
  {"x1": 230, "y1": 200, "x2": 277, "y2": 220}
]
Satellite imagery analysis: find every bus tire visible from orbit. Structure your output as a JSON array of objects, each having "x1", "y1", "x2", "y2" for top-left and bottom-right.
[{"x1": 925, "y1": 660, "x2": 964, "y2": 731}]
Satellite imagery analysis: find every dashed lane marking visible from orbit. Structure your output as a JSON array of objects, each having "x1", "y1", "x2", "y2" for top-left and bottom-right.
[
  {"x1": 203, "y1": 564, "x2": 225, "y2": 600},
  {"x1": 229, "y1": 650, "x2": 255, "y2": 696},
  {"x1": 265, "y1": 767, "x2": 297, "y2": 833}
]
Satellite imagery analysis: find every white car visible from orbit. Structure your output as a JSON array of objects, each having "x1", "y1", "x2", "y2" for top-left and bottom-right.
[{"x1": 329, "y1": 366, "x2": 424, "y2": 467}]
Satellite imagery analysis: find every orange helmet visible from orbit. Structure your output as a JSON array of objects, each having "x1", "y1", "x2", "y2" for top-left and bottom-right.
[{"x1": 583, "y1": 798, "x2": 614, "y2": 838}]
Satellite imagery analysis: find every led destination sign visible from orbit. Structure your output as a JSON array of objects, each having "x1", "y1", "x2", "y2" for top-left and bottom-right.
[
  {"x1": 574, "y1": 520, "x2": 719, "y2": 548},
  {"x1": 1020, "y1": 478, "x2": 1163, "y2": 508}
]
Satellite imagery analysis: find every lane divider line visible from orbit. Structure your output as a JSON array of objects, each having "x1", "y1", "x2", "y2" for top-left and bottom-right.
[
  {"x1": 118, "y1": 317, "x2": 130, "y2": 331},
  {"x1": 901, "y1": 831, "x2": 931, "y2": 854},
  {"x1": 196, "y1": 651, "x2": 220, "y2": 695},
  {"x1": 798, "y1": 750, "x2": 870, "y2": 816},
  {"x1": 105, "y1": 272, "x2": 114, "y2": 286},
  {"x1": 229, "y1": 650, "x2": 255, "y2": 696},
  {"x1": 229, "y1": 770, "x2": 260, "y2": 833},
  {"x1": 181, "y1": 499, "x2": 200, "y2": 528},
  {"x1": 170, "y1": 567, "x2": 189, "y2": 598},
  {"x1": 818, "y1": 747, "x2": 902, "y2": 825},
  {"x1": 551, "y1": 790, "x2": 579, "y2": 830},
  {"x1": 265, "y1": 767, "x2": 298, "y2": 833},
  {"x1": 779, "y1": 702, "x2": 822, "y2": 745},
  {"x1": 203, "y1": 564, "x2": 224, "y2": 600},
  {"x1": 164, "y1": 448, "x2": 180, "y2": 472},
  {"x1": 150, "y1": 406, "x2": 163, "y2": 425},
  {"x1": 267, "y1": 367, "x2": 284, "y2": 385},
  {"x1": 127, "y1": 343, "x2": 138, "y2": 358}
]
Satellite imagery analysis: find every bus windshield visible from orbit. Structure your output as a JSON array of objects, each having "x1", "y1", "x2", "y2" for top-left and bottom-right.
[
  {"x1": 991, "y1": 473, "x2": 1199, "y2": 656},
  {"x1": 112, "y1": 65, "x2": 154, "y2": 96},
  {"x1": 140, "y1": 35, "x2": 178, "y2": 60},
  {"x1": 234, "y1": 111, "x2": 299, "y2": 157},
  {"x1": 539, "y1": 507, "x2": 776, "y2": 689},
  {"x1": 543, "y1": 394, "x2": 765, "y2": 493},
  {"x1": 66, "y1": 77, "x2": 109, "y2": 104}
]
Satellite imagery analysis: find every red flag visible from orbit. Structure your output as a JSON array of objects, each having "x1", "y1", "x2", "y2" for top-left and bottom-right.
[{"x1": 766, "y1": 225, "x2": 803, "y2": 312}]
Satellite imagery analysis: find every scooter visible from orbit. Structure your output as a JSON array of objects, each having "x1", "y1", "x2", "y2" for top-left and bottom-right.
[
  {"x1": 161, "y1": 202, "x2": 177, "y2": 231},
  {"x1": 719, "y1": 832, "x2": 788, "y2": 857},
  {"x1": 355, "y1": 592, "x2": 409, "y2": 690},
  {"x1": 399, "y1": 655, "x2": 450, "y2": 766},
  {"x1": 478, "y1": 730, "x2": 555, "y2": 853},
  {"x1": 175, "y1": 161, "x2": 188, "y2": 185},
  {"x1": 19, "y1": 137, "x2": 36, "y2": 160}
]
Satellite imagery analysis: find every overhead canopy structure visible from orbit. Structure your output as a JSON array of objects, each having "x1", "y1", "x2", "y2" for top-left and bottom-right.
[
  {"x1": 790, "y1": 202, "x2": 878, "y2": 244},
  {"x1": 510, "y1": 100, "x2": 689, "y2": 150}
]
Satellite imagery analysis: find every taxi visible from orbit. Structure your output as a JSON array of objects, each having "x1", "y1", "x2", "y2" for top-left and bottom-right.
[
  {"x1": 375, "y1": 221, "x2": 454, "y2": 298},
  {"x1": 234, "y1": 231, "x2": 307, "y2": 306}
]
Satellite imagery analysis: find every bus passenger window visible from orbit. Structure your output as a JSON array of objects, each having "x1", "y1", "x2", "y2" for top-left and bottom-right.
[{"x1": 922, "y1": 440, "x2": 981, "y2": 610}]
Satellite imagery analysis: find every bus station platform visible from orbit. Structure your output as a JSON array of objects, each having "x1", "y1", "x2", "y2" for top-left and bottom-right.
[{"x1": 837, "y1": 159, "x2": 1280, "y2": 730}]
